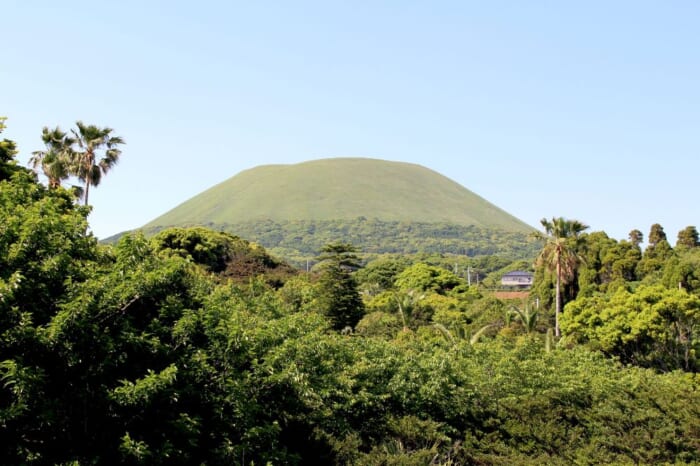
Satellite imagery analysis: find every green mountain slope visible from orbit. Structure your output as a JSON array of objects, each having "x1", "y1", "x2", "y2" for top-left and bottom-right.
[{"x1": 144, "y1": 158, "x2": 532, "y2": 232}]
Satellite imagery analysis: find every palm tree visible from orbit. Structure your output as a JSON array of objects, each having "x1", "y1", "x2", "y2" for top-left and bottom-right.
[
  {"x1": 393, "y1": 289, "x2": 424, "y2": 332},
  {"x1": 29, "y1": 126, "x2": 75, "y2": 189},
  {"x1": 532, "y1": 217, "x2": 588, "y2": 337},
  {"x1": 70, "y1": 121, "x2": 124, "y2": 205},
  {"x1": 509, "y1": 303, "x2": 539, "y2": 334}
]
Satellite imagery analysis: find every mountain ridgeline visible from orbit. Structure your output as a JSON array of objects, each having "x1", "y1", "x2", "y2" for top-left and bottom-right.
[{"x1": 139, "y1": 158, "x2": 537, "y2": 264}]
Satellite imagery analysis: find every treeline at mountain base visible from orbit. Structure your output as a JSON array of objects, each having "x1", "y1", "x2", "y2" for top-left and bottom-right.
[{"x1": 1, "y1": 120, "x2": 699, "y2": 465}]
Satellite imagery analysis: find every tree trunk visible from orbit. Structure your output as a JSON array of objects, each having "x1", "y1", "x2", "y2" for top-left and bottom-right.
[
  {"x1": 83, "y1": 179, "x2": 90, "y2": 206},
  {"x1": 555, "y1": 261, "x2": 561, "y2": 337},
  {"x1": 83, "y1": 151, "x2": 94, "y2": 206}
]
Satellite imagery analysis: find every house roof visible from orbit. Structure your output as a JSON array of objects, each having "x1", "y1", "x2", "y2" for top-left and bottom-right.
[{"x1": 502, "y1": 271, "x2": 533, "y2": 277}]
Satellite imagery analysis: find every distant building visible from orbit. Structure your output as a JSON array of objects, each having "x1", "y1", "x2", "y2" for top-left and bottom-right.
[{"x1": 501, "y1": 271, "x2": 534, "y2": 288}]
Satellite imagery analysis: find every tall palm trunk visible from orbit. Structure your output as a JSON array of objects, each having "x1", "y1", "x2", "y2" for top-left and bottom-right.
[
  {"x1": 396, "y1": 297, "x2": 410, "y2": 332},
  {"x1": 82, "y1": 151, "x2": 93, "y2": 205},
  {"x1": 83, "y1": 179, "x2": 90, "y2": 205},
  {"x1": 555, "y1": 261, "x2": 562, "y2": 337},
  {"x1": 399, "y1": 303, "x2": 408, "y2": 332}
]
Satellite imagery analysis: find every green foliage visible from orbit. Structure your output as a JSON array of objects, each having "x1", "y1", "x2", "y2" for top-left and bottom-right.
[
  {"x1": 676, "y1": 225, "x2": 700, "y2": 249},
  {"x1": 394, "y1": 263, "x2": 464, "y2": 294},
  {"x1": 2, "y1": 228, "x2": 317, "y2": 464},
  {"x1": 0, "y1": 167, "x2": 99, "y2": 463},
  {"x1": 152, "y1": 226, "x2": 235, "y2": 271},
  {"x1": 561, "y1": 285, "x2": 700, "y2": 371},
  {"x1": 628, "y1": 228, "x2": 644, "y2": 247},
  {"x1": 358, "y1": 415, "x2": 450, "y2": 464},
  {"x1": 463, "y1": 295, "x2": 508, "y2": 336},
  {"x1": 355, "y1": 311, "x2": 402, "y2": 338},
  {"x1": 661, "y1": 247, "x2": 700, "y2": 292},
  {"x1": 277, "y1": 274, "x2": 317, "y2": 313},
  {"x1": 354, "y1": 255, "x2": 411, "y2": 291},
  {"x1": 315, "y1": 243, "x2": 365, "y2": 331},
  {"x1": 0, "y1": 175, "x2": 96, "y2": 327},
  {"x1": 648, "y1": 223, "x2": 667, "y2": 247},
  {"x1": 509, "y1": 303, "x2": 539, "y2": 334},
  {"x1": 356, "y1": 253, "x2": 513, "y2": 301},
  {"x1": 425, "y1": 293, "x2": 471, "y2": 330},
  {"x1": 576, "y1": 231, "x2": 642, "y2": 294},
  {"x1": 393, "y1": 289, "x2": 429, "y2": 331},
  {"x1": 363, "y1": 286, "x2": 472, "y2": 336},
  {"x1": 110, "y1": 365, "x2": 179, "y2": 407},
  {"x1": 636, "y1": 223, "x2": 674, "y2": 280},
  {"x1": 318, "y1": 241, "x2": 361, "y2": 270},
  {"x1": 0, "y1": 117, "x2": 28, "y2": 182},
  {"x1": 638, "y1": 237, "x2": 674, "y2": 280},
  {"x1": 576, "y1": 231, "x2": 617, "y2": 293},
  {"x1": 120, "y1": 432, "x2": 151, "y2": 463},
  {"x1": 137, "y1": 218, "x2": 540, "y2": 269},
  {"x1": 152, "y1": 226, "x2": 297, "y2": 286}
]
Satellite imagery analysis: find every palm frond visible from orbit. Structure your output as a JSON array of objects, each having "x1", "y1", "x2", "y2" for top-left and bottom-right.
[
  {"x1": 470, "y1": 324, "x2": 496, "y2": 345},
  {"x1": 432, "y1": 323, "x2": 456, "y2": 346},
  {"x1": 509, "y1": 304, "x2": 539, "y2": 333},
  {"x1": 29, "y1": 126, "x2": 75, "y2": 188},
  {"x1": 69, "y1": 121, "x2": 124, "y2": 204}
]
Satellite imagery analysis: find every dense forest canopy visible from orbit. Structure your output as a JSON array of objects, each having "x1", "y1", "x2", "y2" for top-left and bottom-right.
[
  {"x1": 1, "y1": 119, "x2": 699, "y2": 464},
  {"x1": 136, "y1": 219, "x2": 541, "y2": 268}
]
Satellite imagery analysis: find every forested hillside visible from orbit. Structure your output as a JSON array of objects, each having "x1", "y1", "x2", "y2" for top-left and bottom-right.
[
  {"x1": 128, "y1": 158, "x2": 538, "y2": 265},
  {"x1": 139, "y1": 218, "x2": 540, "y2": 268},
  {"x1": 2, "y1": 120, "x2": 699, "y2": 465}
]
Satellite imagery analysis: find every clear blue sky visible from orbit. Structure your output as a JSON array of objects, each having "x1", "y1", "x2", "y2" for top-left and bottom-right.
[{"x1": 3, "y1": 1, "x2": 699, "y2": 243}]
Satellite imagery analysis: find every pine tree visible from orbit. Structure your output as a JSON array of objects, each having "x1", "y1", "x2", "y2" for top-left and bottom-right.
[{"x1": 315, "y1": 242, "x2": 365, "y2": 331}]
